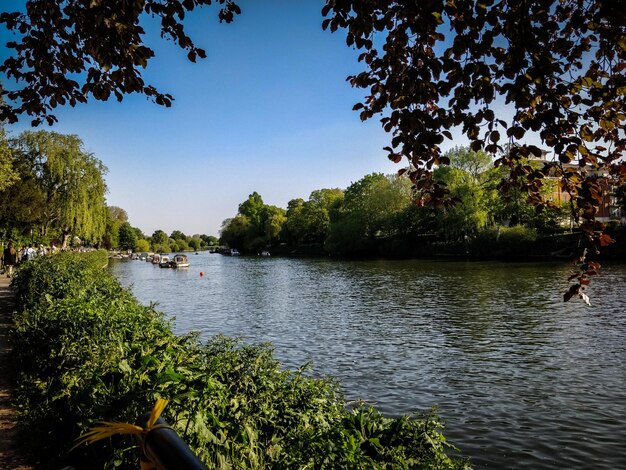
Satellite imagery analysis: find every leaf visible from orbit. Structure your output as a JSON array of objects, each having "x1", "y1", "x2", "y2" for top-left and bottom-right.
[
  {"x1": 388, "y1": 152, "x2": 402, "y2": 163},
  {"x1": 507, "y1": 126, "x2": 525, "y2": 139},
  {"x1": 119, "y1": 359, "x2": 132, "y2": 374},
  {"x1": 599, "y1": 233, "x2": 616, "y2": 246},
  {"x1": 563, "y1": 284, "x2": 580, "y2": 302}
]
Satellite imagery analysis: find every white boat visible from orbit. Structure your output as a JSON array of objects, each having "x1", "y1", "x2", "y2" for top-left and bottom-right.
[
  {"x1": 170, "y1": 254, "x2": 189, "y2": 268},
  {"x1": 159, "y1": 255, "x2": 171, "y2": 268},
  {"x1": 152, "y1": 253, "x2": 161, "y2": 264}
]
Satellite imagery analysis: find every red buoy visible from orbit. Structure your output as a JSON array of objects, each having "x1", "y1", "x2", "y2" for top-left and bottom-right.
[{"x1": 199, "y1": 271, "x2": 204, "y2": 277}]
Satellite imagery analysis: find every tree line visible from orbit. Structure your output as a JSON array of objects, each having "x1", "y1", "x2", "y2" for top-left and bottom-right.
[
  {"x1": 0, "y1": 129, "x2": 218, "y2": 253},
  {"x1": 108, "y1": 215, "x2": 219, "y2": 254},
  {"x1": 220, "y1": 146, "x2": 586, "y2": 257}
]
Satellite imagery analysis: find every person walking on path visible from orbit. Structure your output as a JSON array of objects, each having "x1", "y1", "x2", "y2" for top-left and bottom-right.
[{"x1": 2, "y1": 242, "x2": 17, "y2": 278}]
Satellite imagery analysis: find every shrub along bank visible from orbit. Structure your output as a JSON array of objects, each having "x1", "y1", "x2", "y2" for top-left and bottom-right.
[{"x1": 10, "y1": 252, "x2": 469, "y2": 469}]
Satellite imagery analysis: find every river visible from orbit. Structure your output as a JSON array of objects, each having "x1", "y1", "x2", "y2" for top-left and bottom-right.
[{"x1": 109, "y1": 253, "x2": 626, "y2": 469}]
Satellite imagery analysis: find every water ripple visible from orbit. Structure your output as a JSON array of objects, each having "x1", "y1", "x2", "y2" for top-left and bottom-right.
[{"x1": 110, "y1": 255, "x2": 626, "y2": 469}]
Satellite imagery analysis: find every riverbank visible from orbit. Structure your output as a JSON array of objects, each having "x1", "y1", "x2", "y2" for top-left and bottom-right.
[
  {"x1": 11, "y1": 252, "x2": 467, "y2": 468},
  {"x1": 269, "y1": 227, "x2": 626, "y2": 261},
  {"x1": 0, "y1": 275, "x2": 33, "y2": 470}
]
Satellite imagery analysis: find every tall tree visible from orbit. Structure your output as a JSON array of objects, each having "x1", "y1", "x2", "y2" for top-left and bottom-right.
[
  {"x1": 151, "y1": 229, "x2": 169, "y2": 246},
  {"x1": 11, "y1": 130, "x2": 108, "y2": 248},
  {"x1": 219, "y1": 215, "x2": 251, "y2": 249},
  {"x1": 0, "y1": 128, "x2": 19, "y2": 192},
  {"x1": 327, "y1": 174, "x2": 412, "y2": 254},
  {"x1": 238, "y1": 192, "x2": 266, "y2": 228},
  {"x1": 118, "y1": 222, "x2": 138, "y2": 251},
  {"x1": 102, "y1": 205, "x2": 128, "y2": 249},
  {"x1": 283, "y1": 189, "x2": 344, "y2": 246}
]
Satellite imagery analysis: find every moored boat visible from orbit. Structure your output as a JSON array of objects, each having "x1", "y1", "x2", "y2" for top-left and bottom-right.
[
  {"x1": 170, "y1": 254, "x2": 189, "y2": 268},
  {"x1": 159, "y1": 255, "x2": 171, "y2": 268}
]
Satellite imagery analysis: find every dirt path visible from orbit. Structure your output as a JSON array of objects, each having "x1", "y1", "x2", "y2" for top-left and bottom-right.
[{"x1": 0, "y1": 275, "x2": 34, "y2": 469}]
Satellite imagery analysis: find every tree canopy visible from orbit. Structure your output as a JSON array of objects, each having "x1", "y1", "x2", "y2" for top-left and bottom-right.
[
  {"x1": 322, "y1": 1, "x2": 625, "y2": 210},
  {"x1": 322, "y1": 0, "x2": 625, "y2": 302},
  {"x1": 0, "y1": 0, "x2": 241, "y2": 125},
  {"x1": 0, "y1": 130, "x2": 108, "y2": 248}
]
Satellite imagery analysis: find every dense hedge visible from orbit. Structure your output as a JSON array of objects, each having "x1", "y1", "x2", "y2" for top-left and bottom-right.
[{"x1": 10, "y1": 252, "x2": 469, "y2": 469}]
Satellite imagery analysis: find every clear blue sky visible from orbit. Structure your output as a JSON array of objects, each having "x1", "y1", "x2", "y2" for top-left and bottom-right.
[{"x1": 3, "y1": 0, "x2": 413, "y2": 237}]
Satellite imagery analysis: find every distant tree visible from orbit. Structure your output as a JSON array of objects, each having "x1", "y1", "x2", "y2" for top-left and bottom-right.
[
  {"x1": 283, "y1": 190, "x2": 344, "y2": 246},
  {"x1": 172, "y1": 238, "x2": 189, "y2": 252},
  {"x1": 221, "y1": 193, "x2": 287, "y2": 252},
  {"x1": 118, "y1": 222, "x2": 137, "y2": 251},
  {"x1": 151, "y1": 230, "x2": 169, "y2": 246},
  {"x1": 435, "y1": 147, "x2": 569, "y2": 238},
  {"x1": 220, "y1": 216, "x2": 251, "y2": 249},
  {"x1": 108, "y1": 206, "x2": 128, "y2": 224},
  {"x1": 342, "y1": 173, "x2": 411, "y2": 238},
  {"x1": 170, "y1": 230, "x2": 187, "y2": 241},
  {"x1": 445, "y1": 147, "x2": 493, "y2": 181},
  {"x1": 282, "y1": 199, "x2": 305, "y2": 245},
  {"x1": 200, "y1": 234, "x2": 219, "y2": 246},
  {"x1": 135, "y1": 238, "x2": 150, "y2": 253},
  {"x1": 188, "y1": 238, "x2": 201, "y2": 251},
  {"x1": 327, "y1": 174, "x2": 412, "y2": 254},
  {"x1": 153, "y1": 243, "x2": 171, "y2": 254},
  {"x1": 102, "y1": 211, "x2": 119, "y2": 250},
  {"x1": 264, "y1": 207, "x2": 286, "y2": 246},
  {"x1": 0, "y1": 155, "x2": 46, "y2": 239},
  {"x1": 133, "y1": 227, "x2": 145, "y2": 240},
  {"x1": 238, "y1": 192, "x2": 266, "y2": 228},
  {"x1": 434, "y1": 166, "x2": 490, "y2": 241},
  {"x1": 102, "y1": 205, "x2": 128, "y2": 249}
]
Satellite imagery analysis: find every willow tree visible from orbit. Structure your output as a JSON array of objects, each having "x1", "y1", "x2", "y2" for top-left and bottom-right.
[
  {"x1": 14, "y1": 131, "x2": 108, "y2": 248},
  {"x1": 0, "y1": 128, "x2": 19, "y2": 192}
]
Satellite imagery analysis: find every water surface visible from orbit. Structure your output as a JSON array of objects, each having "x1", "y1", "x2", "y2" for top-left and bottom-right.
[{"x1": 110, "y1": 253, "x2": 626, "y2": 469}]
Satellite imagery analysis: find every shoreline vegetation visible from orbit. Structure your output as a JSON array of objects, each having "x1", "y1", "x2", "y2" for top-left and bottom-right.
[
  {"x1": 270, "y1": 226, "x2": 626, "y2": 261},
  {"x1": 111, "y1": 227, "x2": 626, "y2": 263},
  {"x1": 9, "y1": 251, "x2": 469, "y2": 469}
]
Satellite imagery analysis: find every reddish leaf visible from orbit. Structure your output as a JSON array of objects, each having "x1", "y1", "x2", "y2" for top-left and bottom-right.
[{"x1": 599, "y1": 234, "x2": 616, "y2": 246}]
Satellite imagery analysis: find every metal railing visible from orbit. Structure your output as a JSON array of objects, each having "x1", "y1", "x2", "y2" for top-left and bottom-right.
[{"x1": 136, "y1": 413, "x2": 208, "y2": 470}]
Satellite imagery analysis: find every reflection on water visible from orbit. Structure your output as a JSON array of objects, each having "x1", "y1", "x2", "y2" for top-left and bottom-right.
[{"x1": 110, "y1": 254, "x2": 626, "y2": 469}]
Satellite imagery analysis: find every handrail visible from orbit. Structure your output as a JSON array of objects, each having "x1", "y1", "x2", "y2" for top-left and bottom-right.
[{"x1": 136, "y1": 413, "x2": 208, "y2": 470}]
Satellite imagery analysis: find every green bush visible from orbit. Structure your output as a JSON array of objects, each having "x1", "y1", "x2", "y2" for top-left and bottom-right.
[
  {"x1": 470, "y1": 225, "x2": 538, "y2": 256},
  {"x1": 11, "y1": 253, "x2": 469, "y2": 469}
]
